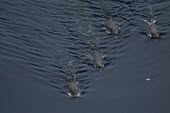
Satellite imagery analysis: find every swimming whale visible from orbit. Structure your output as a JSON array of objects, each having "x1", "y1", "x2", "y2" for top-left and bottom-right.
[
  {"x1": 67, "y1": 81, "x2": 80, "y2": 97},
  {"x1": 91, "y1": 46, "x2": 104, "y2": 68},
  {"x1": 144, "y1": 19, "x2": 159, "y2": 38},
  {"x1": 106, "y1": 16, "x2": 118, "y2": 35},
  {"x1": 67, "y1": 81, "x2": 80, "y2": 102}
]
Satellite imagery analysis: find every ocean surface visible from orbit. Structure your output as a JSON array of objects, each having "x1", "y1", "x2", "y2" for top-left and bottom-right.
[{"x1": 0, "y1": 0, "x2": 170, "y2": 113}]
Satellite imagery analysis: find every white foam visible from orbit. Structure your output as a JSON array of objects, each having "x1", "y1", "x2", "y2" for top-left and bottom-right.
[{"x1": 145, "y1": 78, "x2": 151, "y2": 81}]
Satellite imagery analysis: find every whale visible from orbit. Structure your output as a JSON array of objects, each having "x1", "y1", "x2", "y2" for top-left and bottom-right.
[
  {"x1": 106, "y1": 16, "x2": 118, "y2": 35},
  {"x1": 144, "y1": 19, "x2": 159, "y2": 38},
  {"x1": 91, "y1": 46, "x2": 104, "y2": 68},
  {"x1": 67, "y1": 81, "x2": 80, "y2": 102},
  {"x1": 67, "y1": 81, "x2": 80, "y2": 97}
]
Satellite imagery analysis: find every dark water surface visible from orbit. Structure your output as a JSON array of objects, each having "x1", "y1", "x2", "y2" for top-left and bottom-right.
[{"x1": 0, "y1": 0, "x2": 170, "y2": 113}]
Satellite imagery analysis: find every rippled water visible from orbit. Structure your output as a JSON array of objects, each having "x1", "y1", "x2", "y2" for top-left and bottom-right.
[{"x1": 0, "y1": 0, "x2": 170, "y2": 113}]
